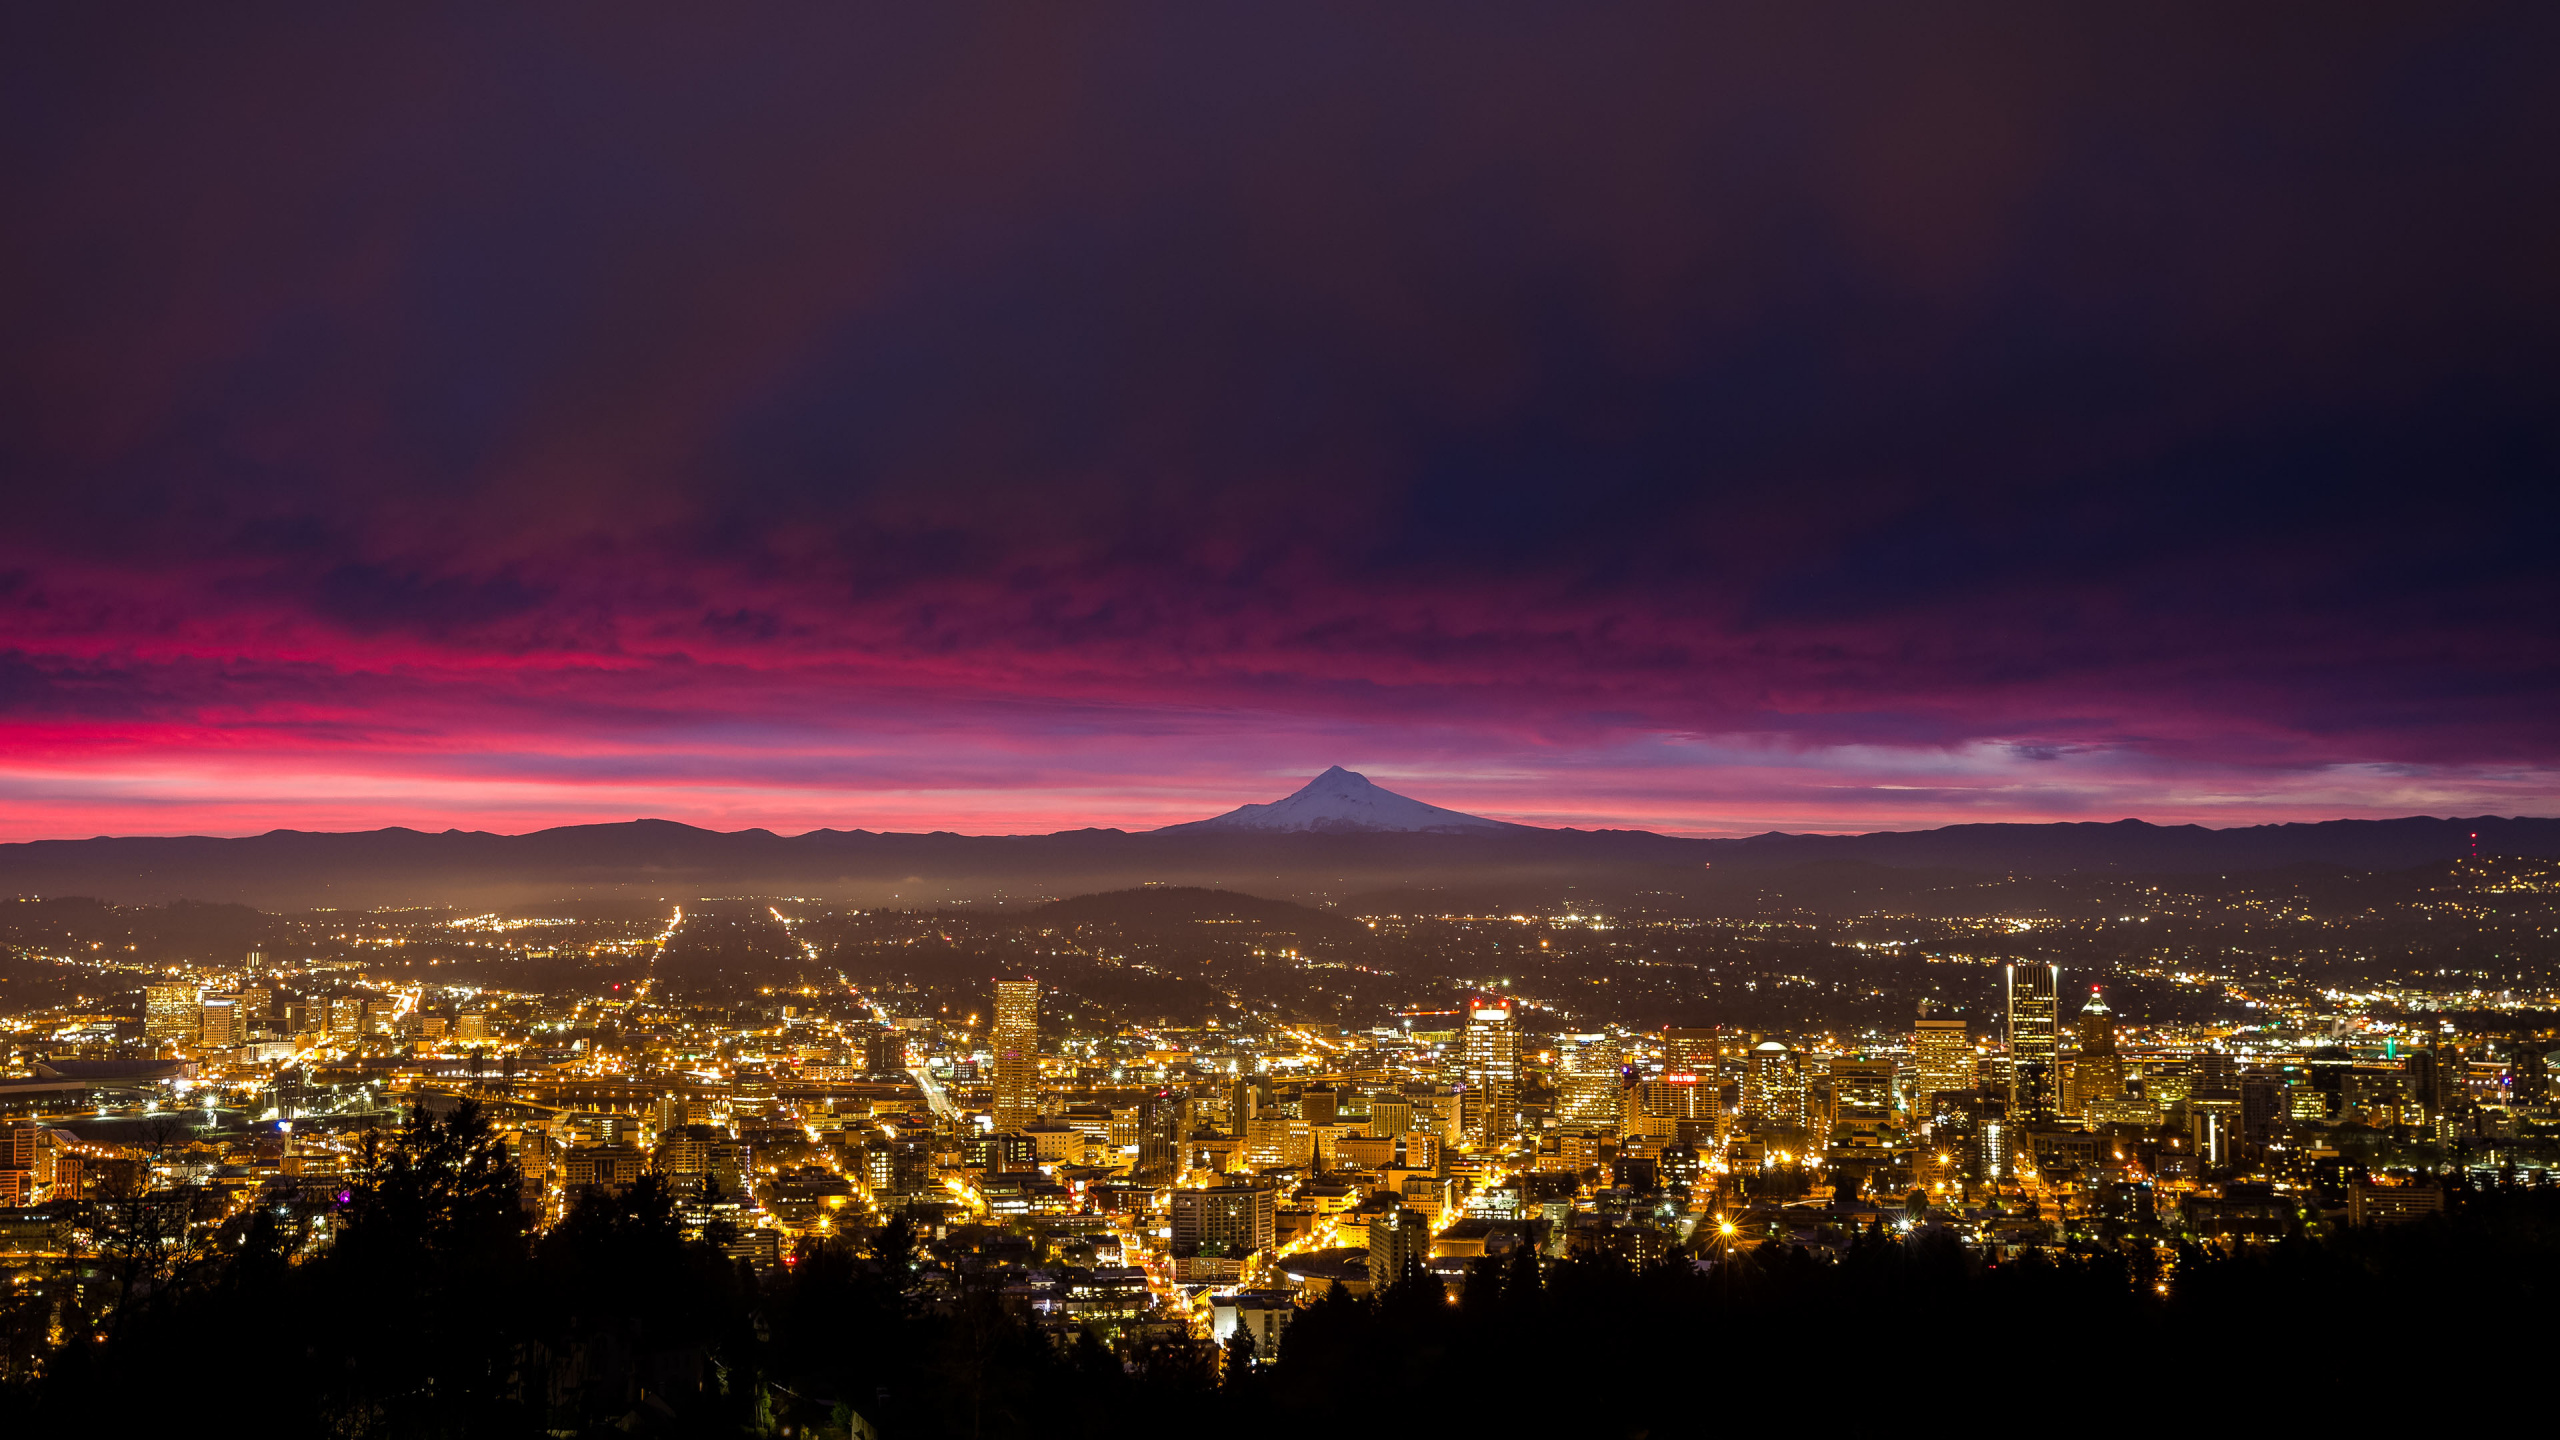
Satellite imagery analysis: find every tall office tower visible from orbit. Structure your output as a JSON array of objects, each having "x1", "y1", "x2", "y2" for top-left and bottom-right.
[
  {"x1": 243, "y1": 949, "x2": 268, "y2": 975},
  {"x1": 1460, "y1": 997, "x2": 1520, "y2": 1145},
  {"x1": 991, "y1": 978, "x2": 1040, "y2": 1132},
  {"x1": 1913, "y1": 1007, "x2": 1973, "y2": 1114},
  {"x1": 197, "y1": 997, "x2": 240, "y2": 1049},
  {"x1": 329, "y1": 996, "x2": 365, "y2": 1043},
  {"x1": 1744, "y1": 1041, "x2": 1806, "y2": 1127},
  {"x1": 2006, "y1": 963, "x2": 2061, "y2": 1123},
  {"x1": 1134, "y1": 1091, "x2": 1183, "y2": 1183},
  {"x1": 2070, "y1": 989, "x2": 2124, "y2": 1114},
  {"x1": 144, "y1": 984, "x2": 201, "y2": 1044},
  {"x1": 1557, "y1": 1034, "x2": 1623, "y2": 1128},
  {"x1": 231, "y1": 988, "x2": 273, "y2": 1039},
  {"x1": 455, "y1": 1012, "x2": 489, "y2": 1042}
]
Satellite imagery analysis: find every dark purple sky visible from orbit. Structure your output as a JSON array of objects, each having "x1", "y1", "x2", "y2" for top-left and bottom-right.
[{"x1": 3, "y1": 7, "x2": 2557, "y2": 839}]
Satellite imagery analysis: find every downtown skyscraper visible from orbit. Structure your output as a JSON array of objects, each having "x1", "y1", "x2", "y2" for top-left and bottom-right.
[
  {"x1": 1460, "y1": 996, "x2": 1519, "y2": 1145},
  {"x1": 2007, "y1": 963, "x2": 2061, "y2": 1124},
  {"x1": 992, "y1": 978, "x2": 1040, "y2": 1132}
]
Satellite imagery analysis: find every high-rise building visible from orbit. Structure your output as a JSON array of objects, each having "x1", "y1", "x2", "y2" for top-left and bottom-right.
[
  {"x1": 1744, "y1": 1041, "x2": 1805, "y2": 1127},
  {"x1": 231, "y1": 988, "x2": 273, "y2": 1039},
  {"x1": 197, "y1": 997, "x2": 240, "y2": 1049},
  {"x1": 1460, "y1": 997, "x2": 1520, "y2": 1145},
  {"x1": 145, "y1": 984, "x2": 200, "y2": 1044},
  {"x1": 243, "y1": 949, "x2": 267, "y2": 975},
  {"x1": 2, "y1": 1121, "x2": 51, "y2": 1200},
  {"x1": 1134, "y1": 1091, "x2": 1183, "y2": 1183},
  {"x1": 1828, "y1": 1056, "x2": 1895, "y2": 1149},
  {"x1": 1170, "y1": 1182, "x2": 1277, "y2": 1253},
  {"x1": 1556, "y1": 1034, "x2": 1623, "y2": 1129},
  {"x1": 455, "y1": 1012, "x2": 489, "y2": 1042},
  {"x1": 2007, "y1": 964, "x2": 2061, "y2": 1123},
  {"x1": 1913, "y1": 1007, "x2": 1972, "y2": 1110},
  {"x1": 1661, "y1": 1028, "x2": 1718, "y2": 1074},
  {"x1": 992, "y1": 978, "x2": 1040, "y2": 1132},
  {"x1": 1629, "y1": 1074, "x2": 1718, "y2": 1139},
  {"x1": 329, "y1": 996, "x2": 365, "y2": 1043},
  {"x1": 2069, "y1": 989, "x2": 2124, "y2": 1115}
]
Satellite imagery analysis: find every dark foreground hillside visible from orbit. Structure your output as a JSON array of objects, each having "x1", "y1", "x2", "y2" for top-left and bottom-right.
[{"x1": 3, "y1": 1103, "x2": 2548, "y2": 1436}]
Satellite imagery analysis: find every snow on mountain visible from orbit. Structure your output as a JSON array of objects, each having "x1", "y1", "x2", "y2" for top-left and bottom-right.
[{"x1": 1156, "y1": 766, "x2": 1526, "y2": 834}]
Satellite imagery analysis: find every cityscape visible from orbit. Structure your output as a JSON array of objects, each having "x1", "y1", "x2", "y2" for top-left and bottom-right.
[
  {"x1": 6, "y1": 5, "x2": 2558, "y2": 1436},
  {"x1": 4, "y1": 835, "x2": 2559, "y2": 1429}
]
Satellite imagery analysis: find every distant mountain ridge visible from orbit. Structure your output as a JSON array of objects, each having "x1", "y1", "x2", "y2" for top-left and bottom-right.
[{"x1": 1, "y1": 807, "x2": 2554, "y2": 910}]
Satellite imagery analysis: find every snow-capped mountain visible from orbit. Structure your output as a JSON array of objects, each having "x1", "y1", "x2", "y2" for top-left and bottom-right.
[{"x1": 1156, "y1": 766, "x2": 1525, "y2": 834}]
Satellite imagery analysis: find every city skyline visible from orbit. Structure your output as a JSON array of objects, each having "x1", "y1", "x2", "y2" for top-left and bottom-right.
[{"x1": 5, "y1": 9, "x2": 2558, "y2": 1430}]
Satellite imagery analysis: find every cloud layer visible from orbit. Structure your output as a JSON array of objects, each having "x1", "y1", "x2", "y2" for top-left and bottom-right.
[{"x1": 3, "y1": 7, "x2": 2556, "y2": 838}]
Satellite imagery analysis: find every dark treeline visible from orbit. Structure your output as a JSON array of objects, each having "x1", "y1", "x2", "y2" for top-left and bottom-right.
[{"x1": 8, "y1": 1103, "x2": 2553, "y2": 1435}]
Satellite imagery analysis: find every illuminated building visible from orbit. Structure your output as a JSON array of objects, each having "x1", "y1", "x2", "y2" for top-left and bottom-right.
[
  {"x1": 2069, "y1": 989, "x2": 2123, "y2": 1115},
  {"x1": 992, "y1": 978, "x2": 1039, "y2": 1132},
  {"x1": 1828, "y1": 1056, "x2": 1895, "y2": 1149},
  {"x1": 1134, "y1": 1090, "x2": 1182, "y2": 1182},
  {"x1": 1912, "y1": 1007, "x2": 1971, "y2": 1111},
  {"x1": 561, "y1": 1143, "x2": 648, "y2": 1195},
  {"x1": 654, "y1": 1128, "x2": 749, "y2": 1196},
  {"x1": 2190, "y1": 1099, "x2": 2240, "y2": 1166},
  {"x1": 1557, "y1": 1034, "x2": 1623, "y2": 1129},
  {"x1": 197, "y1": 997, "x2": 240, "y2": 1049},
  {"x1": 1460, "y1": 996, "x2": 1519, "y2": 1144},
  {"x1": 2006, "y1": 963, "x2": 2060, "y2": 1123},
  {"x1": 1744, "y1": 1041, "x2": 1804, "y2": 1127},
  {"x1": 1244, "y1": 1115, "x2": 1312, "y2": 1169},
  {"x1": 1368, "y1": 1093, "x2": 1413, "y2": 1139},
  {"x1": 1661, "y1": 1027, "x2": 1718, "y2": 1073},
  {"x1": 329, "y1": 996, "x2": 365, "y2": 1043},
  {"x1": 731, "y1": 1074, "x2": 777, "y2": 1121},
  {"x1": 145, "y1": 983, "x2": 200, "y2": 1044},
  {"x1": 455, "y1": 1012, "x2": 489, "y2": 1042},
  {"x1": 1629, "y1": 1074, "x2": 1717, "y2": 1141},
  {"x1": 1367, "y1": 1208, "x2": 1429, "y2": 1291},
  {"x1": 0, "y1": 1122, "x2": 49, "y2": 1203},
  {"x1": 1171, "y1": 1182, "x2": 1277, "y2": 1252},
  {"x1": 654, "y1": 1095, "x2": 714, "y2": 1134}
]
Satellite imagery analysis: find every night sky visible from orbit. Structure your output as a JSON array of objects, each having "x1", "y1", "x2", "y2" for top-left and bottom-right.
[{"x1": 3, "y1": 8, "x2": 2556, "y2": 840}]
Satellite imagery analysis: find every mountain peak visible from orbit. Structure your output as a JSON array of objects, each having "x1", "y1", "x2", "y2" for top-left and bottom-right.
[{"x1": 1156, "y1": 767, "x2": 1525, "y2": 834}]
